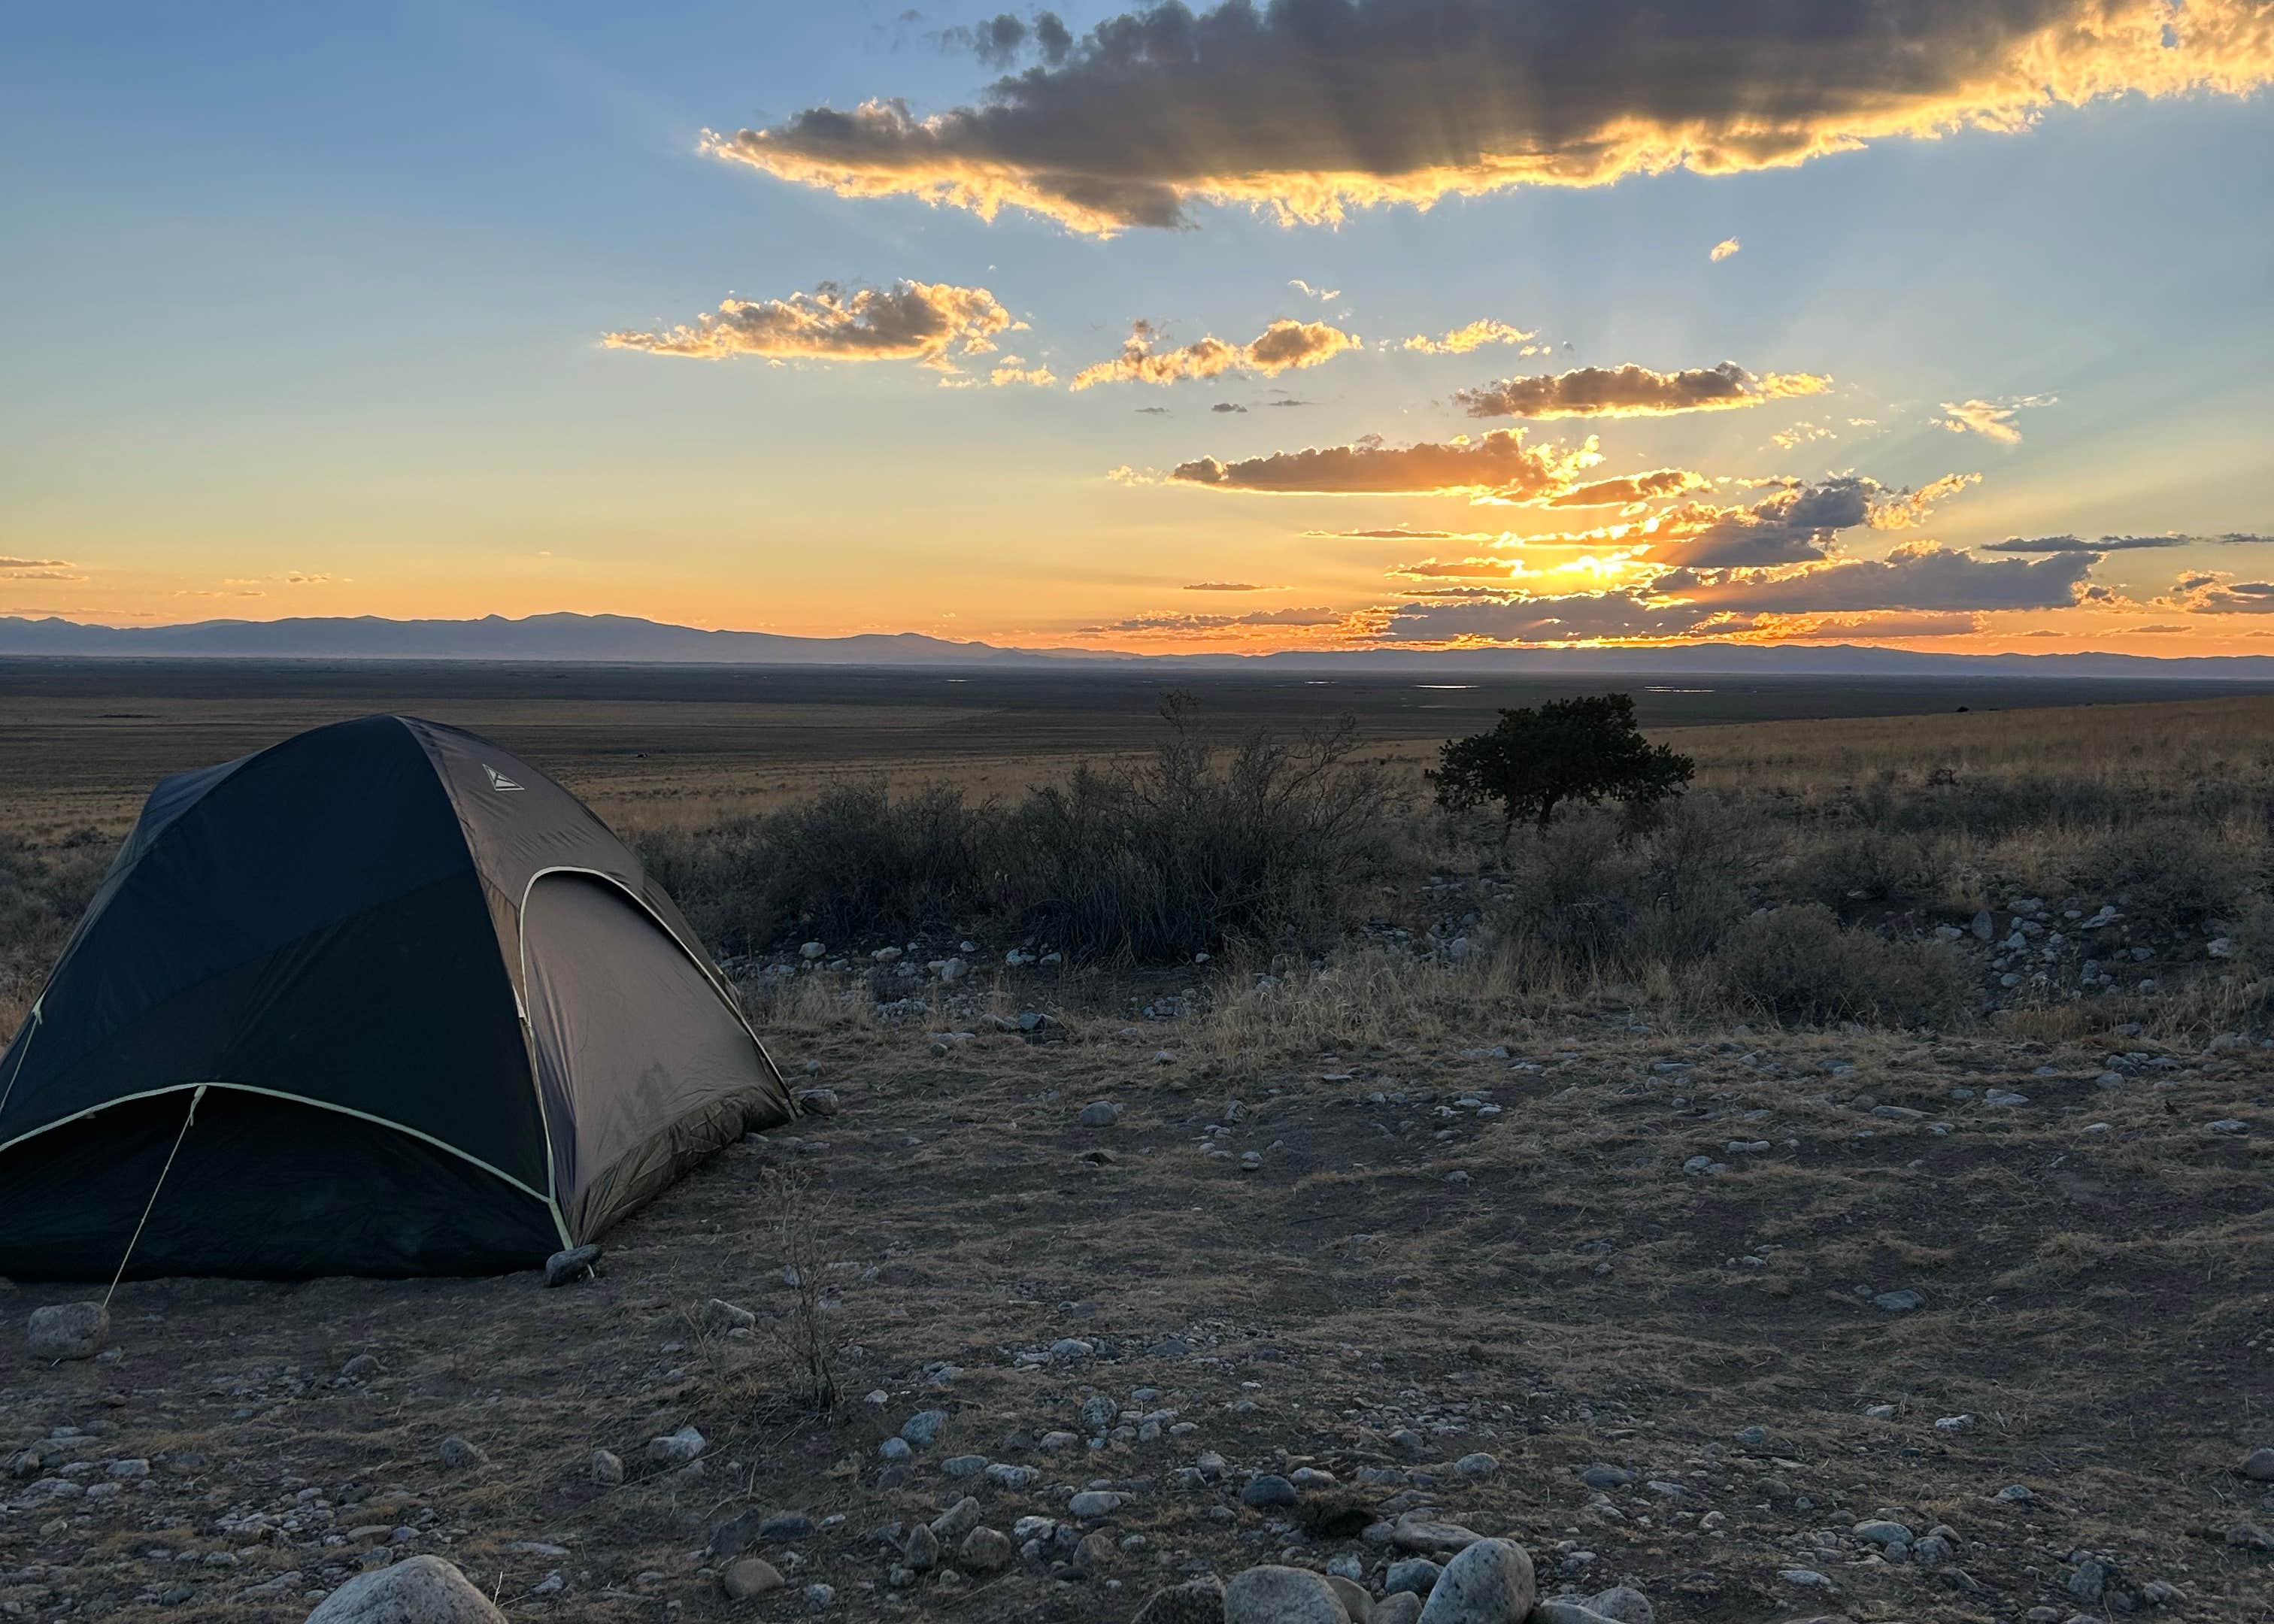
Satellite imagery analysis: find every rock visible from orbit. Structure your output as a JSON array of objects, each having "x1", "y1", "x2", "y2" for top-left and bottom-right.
[
  {"x1": 1417, "y1": 1538, "x2": 1534, "y2": 1624},
  {"x1": 1853, "y1": 1519, "x2": 1913, "y2": 1547},
  {"x1": 2242, "y1": 1447, "x2": 2274, "y2": 1482},
  {"x1": 1224, "y1": 1565, "x2": 1352, "y2": 1624},
  {"x1": 1376, "y1": 1598, "x2": 1425, "y2": 1624},
  {"x1": 1242, "y1": 1473, "x2": 1299, "y2": 1508},
  {"x1": 341, "y1": 1353, "x2": 384, "y2": 1382},
  {"x1": 2228, "y1": 1520, "x2": 2272, "y2": 1550},
  {"x1": 542, "y1": 1244, "x2": 601, "y2": 1286},
  {"x1": 900, "y1": 1409, "x2": 949, "y2": 1448},
  {"x1": 1393, "y1": 1512, "x2": 1485, "y2": 1555},
  {"x1": 1387, "y1": 1558, "x2": 1444, "y2": 1596},
  {"x1": 1078, "y1": 1101, "x2": 1121, "y2": 1127},
  {"x1": 1069, "y1": 1489, "x2": 1123, "y2": 1519},
  {"x1": 1577, "y1": 1465, "x2": 1633, "y2": 1490},
  {"x1": 1327, "y1": 1573, "x2": 1375, "y2": 1621},
  {"x1": 1074, "y1": 1529, "x2": 1116, "y2": 1572},
  {"x1": 931, "y1": 1496, "x2": 982, "y2": 1541},
  {"x1": 959, "y1": 1526, "x2": 1014, "y2": 1573},
  {"x1": 1081, "y1": 1394, "x2": 1120, "y2": 1433},
  {"x1": 1872, "y1": 1289, "x2": 1926, "y2": 1312},
  {"x1": 799, "y1": 941, "x2": 826, "y2": 960},
  {"x1": 1585, "y1": 1586, "x2": 1653, "y2": 1624},
  {"x1": 27, "y1": 1302, "x2": 108, "y2": 1360},
  {"x1": 722, "y1": 1558, "x2": 784, "y2": 1598},
  {"x1": 437, "y1": 1436, "x2": 486, "y2": 1469},
  {"x1": 1530, "y1": 1604, "x2": 1621, "y2": 1624},
  {"x1": 793, "y1": 1087, "x2": 840, "y2": 1116},
  {"x1": 647, "y1": 1426, "x2": 705, "y2": 1465},
  {"x1": 1456, "y1": 1453, "x2": 1499, "y2": 1479},
  {"x1": 903, "y1": 1524, "x2": 940, "y2": 1571},
  {"x1": 1970, "y1": 909, "x2": 1994, "y2": 941},
  {"x1": 705, "y1": 1298, "x2": 756, "y2": 1332},
  {"x1": 1133, "y1": 1576, "x2": 1229, "y2": 1623},
  {"x1": 591, "y1": 1450, "x2": 623, "y2": 1486},
  {"x1": 304, "y1": 1555, "x2": 507, "y2": 1622}
]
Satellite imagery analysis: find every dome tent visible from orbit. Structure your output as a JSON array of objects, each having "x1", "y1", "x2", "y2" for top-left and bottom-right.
[{"x1": 0, "y1": 715, "x2": 792, "y2": 1280}]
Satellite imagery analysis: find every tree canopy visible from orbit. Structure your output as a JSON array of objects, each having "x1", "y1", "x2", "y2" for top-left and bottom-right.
[{"x1": 1431, "y1": 692, "x2": 1695, "y2": 837}]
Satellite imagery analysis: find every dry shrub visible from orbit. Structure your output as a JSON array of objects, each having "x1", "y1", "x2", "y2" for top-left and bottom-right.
[
  {"x1": 1491, "y1": 798, "x2": 1762, "y2": 976},
  {"x1": 759, "y1": 1167, "x2": 839, "y2": 1413},
  {"x1": 2075, "y1": 821, "x2": 2254, "y2": 932},
  {"x1": 1709, "y1": 904, "x2": 1971, "y2": 1027},
  {"x1": 0, "y1": 832, "x2": 112, "y2": 1035},
  {"x1": 1790, "y1": 829, "x2": 1945, "y2": 913},
  {"x1": 637, "y1": 695, "x2": 1398, "y2": 966}
]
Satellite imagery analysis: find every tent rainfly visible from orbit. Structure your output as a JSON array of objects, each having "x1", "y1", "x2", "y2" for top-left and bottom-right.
[{"x1": 0, "y1": 715, "x2": 792, "y2": 1280}]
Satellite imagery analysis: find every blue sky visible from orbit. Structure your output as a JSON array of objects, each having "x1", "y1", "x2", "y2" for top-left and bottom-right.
[{"x1": 4, "y1": 1, "x2": 2270, "y2": 649}]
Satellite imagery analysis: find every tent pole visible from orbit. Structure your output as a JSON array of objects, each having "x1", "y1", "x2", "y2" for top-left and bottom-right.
[{"x1": 104, "y1": 1083, "x2": 205, "y2": 1310}]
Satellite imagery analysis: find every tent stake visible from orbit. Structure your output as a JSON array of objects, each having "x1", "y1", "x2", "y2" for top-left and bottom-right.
[{"x1": 105, "y1": 1083, "x2": 205, "y2": 1309}]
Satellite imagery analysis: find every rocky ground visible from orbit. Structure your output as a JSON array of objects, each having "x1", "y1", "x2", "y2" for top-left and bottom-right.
[{"x1": 5, "y1": 991, "x2": 2272, "y2": 1622}]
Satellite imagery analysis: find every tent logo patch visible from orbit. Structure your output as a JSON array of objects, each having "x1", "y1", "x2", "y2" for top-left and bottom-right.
[{"x1": 484, "y1": 765, "x2": 524, "y2": 792}]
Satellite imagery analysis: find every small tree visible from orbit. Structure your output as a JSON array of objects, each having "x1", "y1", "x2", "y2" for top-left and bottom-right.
[{"x1": 1432, "y1": 692, "x2": 1694, "y2": 841}]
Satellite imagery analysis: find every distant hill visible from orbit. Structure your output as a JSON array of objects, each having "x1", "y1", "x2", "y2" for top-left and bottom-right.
[{"x1": 4, "y1": 610, "x2": 2272, "y2": 679}]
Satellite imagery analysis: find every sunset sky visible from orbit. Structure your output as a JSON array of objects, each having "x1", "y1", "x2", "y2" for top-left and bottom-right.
[{"x1": 5, "y1": 1, "x2": 2272, "y2": 655}]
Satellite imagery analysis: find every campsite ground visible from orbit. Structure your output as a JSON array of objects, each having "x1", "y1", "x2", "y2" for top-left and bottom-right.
[{"x1": 3, "y1": 665, "x2": 2272, "y2": 1622}]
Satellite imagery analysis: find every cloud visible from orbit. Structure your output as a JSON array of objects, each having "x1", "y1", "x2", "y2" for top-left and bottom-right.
[
  {"x1": 1088, "y1": 605, "x2": 1342, "y2": 633},
  {"x1": 1771, "y1": 420, "x2": 1837, "y2": 451},
  {"x1": 1545, "y1": 468, "x2": 1712, "y2": 508},
  {"x1": 2158, "y1": 571, "x2": 2274, "y2": 614},
  {"x1": 1070, "y1": 317, "x2": 1357, "y2": 389},
  {"x1": 1771, "y1": 611, "x2": 1983, "y2": 639},
  {"x1": 1266, "y1": 397, "x2": 1310, "y2": 408},
  {"x1": 1456, "y1": 361, "x2": 1830, "y2": 420},
  {"x1": 1710, "y1": 237, "x2": 1742, "y2": 262},
  {"x1": 1169, "y1": 427, "x2": 1596, "y2": 500},
  {"x1": 1674, "y1": 543, "x2": 2096, "y2": 615},
  {"x1": 1211, "y1": 401, "x2": 1248, "y2": 413},
  {"x1": 1376, "y1": 543, "x2": 2094, "y2": 644},
  {"x1": 1183, "y1": 580, "x2": 1272, "y2": 591},
  {"x1": 1638, "y1": 473, "x2": 1977, "y2": 566},
  {"x1": 1289, "y1": 278, "x2": 1340, "y2": 301},
  {"x1": 699, "y1": 1, "x2": 2274, "y2": 235},
  {"x1": 988, "y1": 355, "x2": 1057, "y2": 386},
  {"x1": 603, "y1": 280, "x2": 1014, "y2": 371},
  {"x1": 1933, "y1": 394, "x2": 2054, "y2": 444},
  {"x1": 0, "y1": 556, "x2": 87, "y2": 582},
  {"x1": 1401, "y1": 319, "x2": 1539, "y2": 356},
  {"x1": 1135, "y1": 405, "x2": 1171, "y2": 415},
  {"x1": 1983, "y1": 531, "x2": 2271, "y2": 553}
]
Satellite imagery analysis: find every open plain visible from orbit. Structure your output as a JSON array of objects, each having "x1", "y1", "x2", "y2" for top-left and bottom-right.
[{"x1": 3, "y1": 665, "x2": 2272, "y2": 1622}]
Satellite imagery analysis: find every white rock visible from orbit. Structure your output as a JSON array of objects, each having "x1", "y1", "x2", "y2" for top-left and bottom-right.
[
  {"x1": 304, "y1": 1555, "x2": 507, "y2": 1622},
  {"x1": 27, "y1": 1303, "x2": 108, "y2": 1361},
  {"x1": 1224, "y1": 1565, "x2": 1350, "y2": 1623},
  {"x1": 1417, "y1": 1538, "x2": 1536, "y2": 1623}
]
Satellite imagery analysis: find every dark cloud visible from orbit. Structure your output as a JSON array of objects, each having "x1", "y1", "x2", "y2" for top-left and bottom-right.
[
  {"x1": 1640, "y1": 473, "x2": 1976, "y2": 567},
  {"x1": 2159, "y1": 571, "x2": 2274, "y2": 614},
  {"x1": 1211, "y1": 401, "x2": 1248, "y2": 413},
  {"x1": 1134, "y1": 405, "x2": 1171, "y2": 415},
  {"x1": 1169, "y1": 428, "x2": 1593, "y2": 499},
  {"x1": 1376, "y1": 543, "x2": 2094, "y2": 644},
  {"x1": 1455, "y1": 361, "x2": 1829, "y2": 420},
  {"x1": 1545, "y1": 468, "x2": 1711, "y2": 508},
  {"x1": 1984, "y1": 532, "x2": 2272, "y2": 553},
  {"x1": 703, "y1": 2, "x2": 2273, "y2": 234}
]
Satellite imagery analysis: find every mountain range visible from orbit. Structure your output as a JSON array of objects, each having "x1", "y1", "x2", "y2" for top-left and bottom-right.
[{"x1": 3, "y1": 611, "x2": 2270, "y2": 678}]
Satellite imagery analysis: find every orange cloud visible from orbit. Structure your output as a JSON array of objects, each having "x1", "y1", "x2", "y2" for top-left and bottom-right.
[
  {"x1": 1710, "y1": 237, "x2": 1742, "y2": 262},
  {"x1": 1400, "y1": 320, "x2": 1539, "y2": 356},
  {"x1": 702, "y1": 2, "x2": 2274, "y2": 234},
  {"x1": 1457, "y1": 361, "x2": 1830, "y2": 420},
  {"x1": 1169, "y1": 429, "x2": 1599, "y2": 500},
  {"x1": 1070, "y1": 318, "x2": 1358, "y2": 389},
  {"x1": 603, "y1": 280, "x2": 1014, "y2": 371},
  {"x1": 1933, "y1": 395, "x2": 2054, "y2": 444}
]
